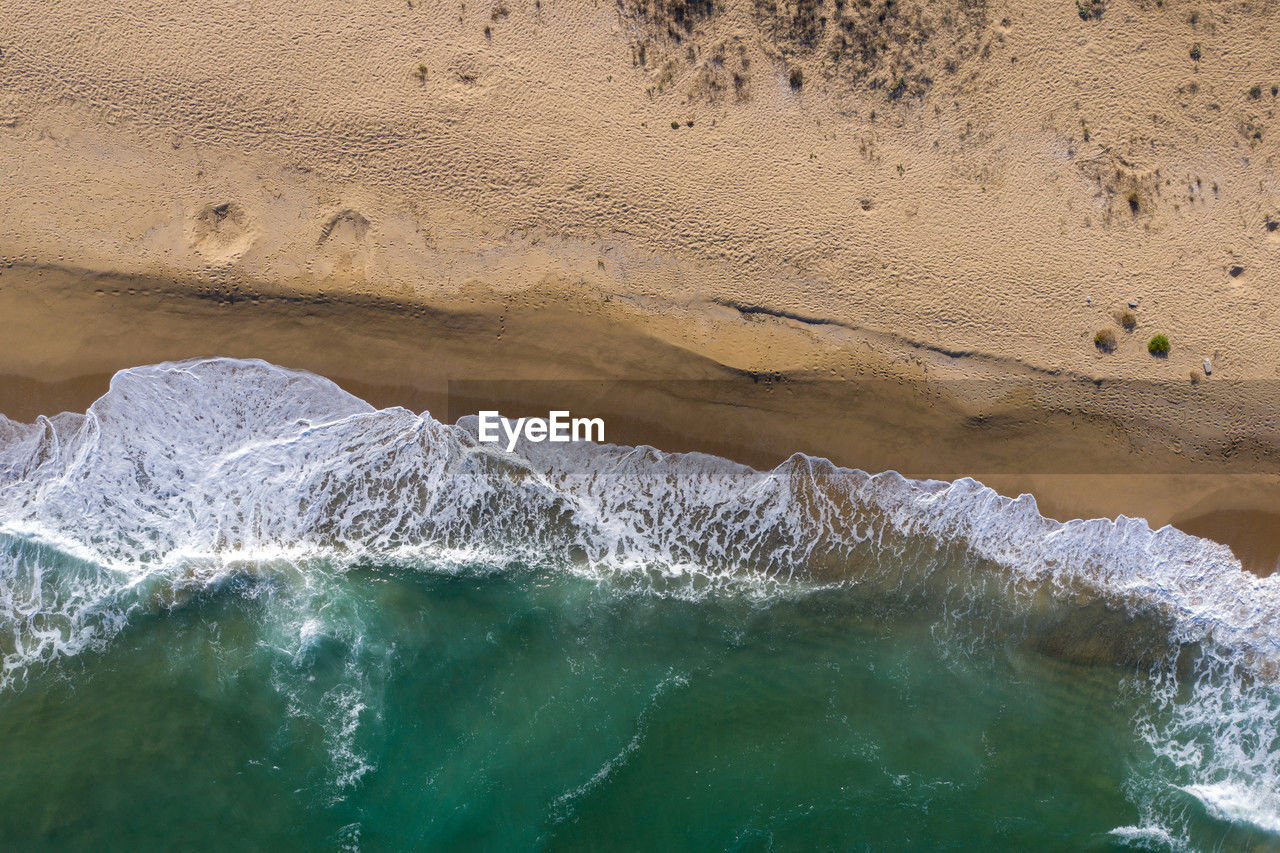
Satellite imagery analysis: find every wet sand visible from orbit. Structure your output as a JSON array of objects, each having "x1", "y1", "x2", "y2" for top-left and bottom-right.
[
  {"x1": 4, "y1": 263, "x2": 1280, "y2": 576},
  {"x1": 1173, "y1": 510, "x2": 1280, "y2": 578}
]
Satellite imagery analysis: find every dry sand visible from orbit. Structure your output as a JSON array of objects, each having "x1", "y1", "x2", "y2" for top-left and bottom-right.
[{"x1": 1, "y1": 0, "x2": 1279, "y2": 567}]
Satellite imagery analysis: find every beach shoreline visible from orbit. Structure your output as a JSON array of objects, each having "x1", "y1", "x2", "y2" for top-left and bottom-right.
[
  {"x1": 4, "y1": 261, "x2": 1279, "y2": 575},
  {"x1": 3, "y1": 0, "x2": 1279, "y2": 573},
  {"x1": 4, "y1": 0, "x2": 1280, "y2": 844}
]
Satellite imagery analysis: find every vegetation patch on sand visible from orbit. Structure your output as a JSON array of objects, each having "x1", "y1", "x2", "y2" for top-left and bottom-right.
[{"x1": 620, "y1": 0, "x2": 988, "y2": 103}]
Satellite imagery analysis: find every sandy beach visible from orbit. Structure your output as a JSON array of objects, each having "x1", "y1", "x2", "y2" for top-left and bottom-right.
[
  {"x1": 6, "y1": 3, "x2": 1280, "y2": 841},
  {"x1": 4, "y1": 262, "x2": 1280, "y2": 575},
  {"x1": 2, "y1": 0, "x2": 1279, "y2": 568}
]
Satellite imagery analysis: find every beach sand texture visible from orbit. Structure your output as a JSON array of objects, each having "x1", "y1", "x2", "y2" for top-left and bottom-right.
[{"x1": 2, "y1": 0, "x2": 1278, "y2": 375}]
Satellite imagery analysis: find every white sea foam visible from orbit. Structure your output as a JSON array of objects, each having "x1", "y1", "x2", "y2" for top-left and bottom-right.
[
  {"x1": 1179, "y1": 782, "x2": 1280, "y2": 834},
  {"x1": 549, "y1": 670, "x2": 689, "y2": 824},
  {"x1": 0, "y1": 357, "x2": 1277, "y2": 842},
  {"x1": 1109, "y1": 822, "x2": 1187, "y2": 851}
]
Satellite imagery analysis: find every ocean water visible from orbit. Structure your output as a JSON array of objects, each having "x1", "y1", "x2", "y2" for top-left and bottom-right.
[{"x1": 0, "y1": 359, "x2": 1278, "y2": 851}]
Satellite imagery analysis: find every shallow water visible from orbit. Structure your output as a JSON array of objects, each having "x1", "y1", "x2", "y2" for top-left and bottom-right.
[
  {"x1": 0, "y1": 557, "x2": 1178, "y2": 850},
  {"x1": 0, "y1": 358, "x2": 1278, "y2": 851}
]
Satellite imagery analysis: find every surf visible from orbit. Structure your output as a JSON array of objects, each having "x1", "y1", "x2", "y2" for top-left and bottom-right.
[{"x1": 0, "y1": 357, "x2": 1277, "y2": 849}]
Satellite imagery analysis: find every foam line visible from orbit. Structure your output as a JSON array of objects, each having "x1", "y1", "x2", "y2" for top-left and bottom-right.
[{"x1": 0, "y1": 358, "x2": 1277, "y2": 840}]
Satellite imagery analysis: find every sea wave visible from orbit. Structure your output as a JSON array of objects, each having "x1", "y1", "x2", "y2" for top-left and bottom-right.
[
  {"x1": 1179, "y1": 782, "x2": 1280, "y2": 835},
  {"x1": 1108, "y1": 821, "x2": 1186, "y2": 851},
  {"x1": 0, "y1": 357, "x2": 1277, "y2": 844},
  {"x1": 2, "y1": 359, "x2": 1275, "y2": 656}
]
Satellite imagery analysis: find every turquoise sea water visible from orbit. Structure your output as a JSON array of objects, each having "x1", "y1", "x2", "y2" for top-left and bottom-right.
[
  {"x1": 0, "y1": 552, "x2": 1178, "y2": 850},
  {"x1": 1, "y1": 359, "x2": 1278, "y2": 851}
]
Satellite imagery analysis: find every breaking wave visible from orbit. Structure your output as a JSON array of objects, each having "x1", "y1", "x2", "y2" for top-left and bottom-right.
[{"x1": 0, "y1": 357, "x2": 1277, "y2": 846}]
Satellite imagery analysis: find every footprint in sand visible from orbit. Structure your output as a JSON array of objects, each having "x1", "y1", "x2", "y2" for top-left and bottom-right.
[
  {"x1": 190, "y1": 202, "x2": 255, "y2": 264},
  {"x1": 313, "y1": 208, "x2": 372, "y2": 278}
]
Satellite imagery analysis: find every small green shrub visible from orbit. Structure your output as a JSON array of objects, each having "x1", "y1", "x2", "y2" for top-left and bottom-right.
[
  {"x1": 1147, "y1": 334, "x2": 1170, "y2": 356},
  {"x1": 1094, "y1": 328, "x2": 1117, "y2": 352},
  {"x1": 1189, "y1": 43, "x2": 1201, "y2": 61},
  {"x1": 789, "y1": 67, "x2": 804, "y2": 90},
  {"x1": 1249, "y1": 84, "x2": 1263, "y2": 99},
  {"x1": 1077, "y1": 0, "x2": 1104, "y2": 20}
]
